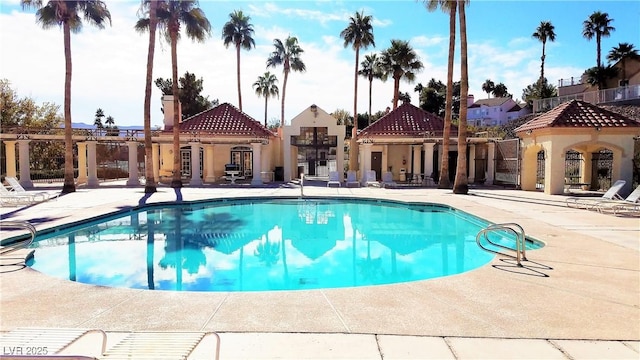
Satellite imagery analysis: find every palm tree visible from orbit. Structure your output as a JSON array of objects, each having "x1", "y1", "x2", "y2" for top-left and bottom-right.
[
  {"x1": 252, "y1": 72, "x2": 279, "y2": 127},
  {"x1": 379, "y1": 39, "x2": 424, "y2": 110},
  {"x1": 94, "y1": 108, "x2": 105, "y2": 129},
  {"x1": 155, "y1": 0, "x2": 211, "y2": 188},
  {"x1": 266, "y1": 36, "x2": 306, "y2": 128},
  {"x1": 135, "y1": 0, "x2": 161, "y2": 194},
  {"x1": 222, "y1": 10, "x2": 255, "y2": 112},
  {"x1": 21, "y1": 0, "x2": 111, "y2": 194},
  {"x1": 582, "y1": 11, "x2": 615, "y2": 68},
  {"x1": 414, "y1": 83, "x2": 424, "y2": 98},
  {"x1": 607, "y1": 42, "x2": 639, "y2": 85},
  {"x1": 358, "y1": 53, "x2": 384, "y2": 125},
  {"x1": 492, "y1": 82, "x2": 509, "y2": 98},
  {"x1": 532, "y1": 21, "x2": 556, "y2": 85},
  {"x1": 453, "y1": 0, "x2": 470, "y2": 195},
  {"x1": 340, "y1": 11, "x2": 375, "y2": 134},
  {"x1": 585, "y1": 65, "x2": 618, "y2": 90},
  {"x1": 481, "y1": 79, "x2": 495, "y2": 98},
  {"x1": 424, "y1": 0, "x2": 455, "y2": 189}
]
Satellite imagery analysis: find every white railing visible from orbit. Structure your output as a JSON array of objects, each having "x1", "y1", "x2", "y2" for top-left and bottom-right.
[
  {"x1": 534, "y1": 84, "x2": 640, "y2": 113},
  {"x1": 558, "y1": 77, "x2": 584, "y2": 87}
]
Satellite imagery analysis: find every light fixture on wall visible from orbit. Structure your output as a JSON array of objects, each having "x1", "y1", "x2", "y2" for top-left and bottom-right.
[
  {"x1": 526, "y1": 130, "x2": 532, "y2": 135},
  {"x1": 595, "y1": 126, "x2": 601, "y2": 132},
  {"x1": 310, "y1": 104, "x2": 318, "y2": 117}
]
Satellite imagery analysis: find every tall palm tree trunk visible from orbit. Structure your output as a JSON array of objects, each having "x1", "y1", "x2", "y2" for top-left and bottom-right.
[
  {"x1": 143, "y1": 0, "x2": 158, "y2": 194},
  {"x1": 596, "y1": 34, "x2": 602, "y2": 68},
  {"x1": 62, "y1": 21, "x2": 75, "y2": 194},
  {"x1": 438, "y1": 3, "x2": 456, "y2": 189},
  {"x1": 392, "y1": 76, "x2": 400, "y2": 109},
  {"x1": 280, "y1": 70, "x2": 289, "y2": 128},
  {"x1": 368, "y1": 77, "x2": 373, "y2": 126},
  {"x1": 540, "y1": 40, "x2": 546, "y2": 81},
  {"x1": 170, "y1": 30, "x2": 182, "y2": 188},
  {"x1": 453, "y1": 0, "x2": 469, "y2": 195},
  {"x1": 353, "y1": 48, "x2": 360, "y2": 129},
  {"x1": 236, "y1": 45, "x2": 242, "y2": 111},
  {"x1": 263, "y1": 97, "x2": 268, "y2": 127}
]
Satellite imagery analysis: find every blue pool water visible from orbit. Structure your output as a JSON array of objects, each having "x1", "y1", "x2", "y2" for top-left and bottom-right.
[{"x1": 26, "y1": 197, "x2": 541, "y2": 292}]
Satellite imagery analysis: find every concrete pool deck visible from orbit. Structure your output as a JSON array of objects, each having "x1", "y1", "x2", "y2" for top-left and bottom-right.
[{"x1": 1, "y1": 181, "x2": 639, "y2": 359}]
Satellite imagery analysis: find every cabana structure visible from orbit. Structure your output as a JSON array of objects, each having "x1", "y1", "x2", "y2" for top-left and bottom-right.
[{"x1": 515, "y1": 100, "x2": 640, "y2": 195}]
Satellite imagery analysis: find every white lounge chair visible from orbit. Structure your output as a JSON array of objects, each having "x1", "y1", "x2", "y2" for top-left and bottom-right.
[
  {"x1": 566, "y1": 180, "x2": 626, "y2": 209},
  {"x1": 327, "y1": 171, "x2": 341, "y2": 187},
  {"x1": 5, "y1": 176, "x2": 59, "y2": 201},
  {"x1": 593, "y1": 184, "x2": 640, "y2": 215},
  {"x1": 346, "y1": 170, "x2": 360, "y2": 187},
  {"x1": 364, "y1": 170, "x2": 379, "y2": 187},
  {"x1": 0, "y1": 185, "x2": 41, "y2": 206},
  {"x1": 381, "y1": 171, "x2": 397, "y2": 188},
  {"x1": 0, "y1": 328, "x2": 107, "y2": 357}
]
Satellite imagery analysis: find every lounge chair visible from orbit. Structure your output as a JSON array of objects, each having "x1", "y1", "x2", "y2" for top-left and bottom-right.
[
  {"x1": 565, "y1": 180, "x2": 626, "y2": 209},
  {"x1": 364, "y1": 170, "x2": 379, "y2": 187},
  {"x1": 381, "y1": 172, "x2": 397, "y2": 188},
  {"x1": 593, "y1": 185, "x2": 640, "y2": 215},
  {"x1": 327, "y1": 171, "x2": 341, "y2": 187},
  {"x1": 346, "y1": 171, "x2": 360, "y2": 187},
  {"x1": 0, "y1": 329, "x2": 220, "y2": 360},
  {"x1": 5, "y1": 176, "x2": 58, "y2": 201},
  {"x1": 0, "y1": 328, "x2": 107, "y2": 357},
  {"x1": 0, "y1": 185, "x2": 41, "y2": 206}
]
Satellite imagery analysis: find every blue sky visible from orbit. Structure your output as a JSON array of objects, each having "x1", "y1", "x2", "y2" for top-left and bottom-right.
[{"x1": 1, "y1": 0, "x2": 638, "y2": 128}]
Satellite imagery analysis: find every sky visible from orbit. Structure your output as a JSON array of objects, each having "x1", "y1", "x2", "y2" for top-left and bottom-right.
[{"x1": 1, "y1": 0, "x2": 639, "y2": 128}]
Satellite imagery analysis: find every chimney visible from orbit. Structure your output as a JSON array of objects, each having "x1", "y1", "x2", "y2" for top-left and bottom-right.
[
  {"x1": 467, "y1": 94, "x2": 475, "y2": 107},
  {"x1": 161, "y1": 95, "x2": 182, "y2": 130}
]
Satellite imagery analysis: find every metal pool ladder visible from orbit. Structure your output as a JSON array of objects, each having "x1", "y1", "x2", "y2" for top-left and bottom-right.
[
  {"x1": 476, "y1": 222, "x2": 527, "y2": 267},
  {"x1": 0, "y1": 220, "x2": 37, "y2": 255}
]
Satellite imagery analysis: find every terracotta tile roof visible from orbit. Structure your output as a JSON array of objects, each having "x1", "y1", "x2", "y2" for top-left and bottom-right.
[
  {"x1": 176, "y1": 103, "x2": 275, "y2": 137},
  {"x1": 358, "y1": 102, "x2": 457, "y2": 138},
  {"x1": 506, "y1": 103, "x2": 522, "y2": 112},
  {"x1": 515, "y1": 100, "x2": 640, "y2": 133},
  {"x1": 471, "y1": 97, "x2": 512, "y2": 108}
]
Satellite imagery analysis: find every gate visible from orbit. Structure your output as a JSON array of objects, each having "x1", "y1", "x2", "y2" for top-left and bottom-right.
[
  {"x1": 494, "y1": 138, "x2": 520, "y2": 187},
  {"x1": 591, "y1": 149, "x2": 613, "y2": 190},
  {"x1": 536, "y1": 150, "x2": 545, "y2": 190},
  {"x1": 564, "y1": 150, "x2": 583, "y2": 184}
]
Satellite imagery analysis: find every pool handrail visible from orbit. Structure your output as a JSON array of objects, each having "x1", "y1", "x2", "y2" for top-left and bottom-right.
[
  {"x1": 0, "y1": 220, "x2": 37, "y2": 255},
  {"x1": 476, "y1": 222, "x2": 527, "y2": 267}
]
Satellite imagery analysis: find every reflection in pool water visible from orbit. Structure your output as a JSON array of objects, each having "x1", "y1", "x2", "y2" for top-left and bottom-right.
[{"x1": 27, "y1": 198, "x2": 539, "y2": 292}]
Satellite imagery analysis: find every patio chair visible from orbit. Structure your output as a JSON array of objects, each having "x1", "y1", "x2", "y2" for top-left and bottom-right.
[
  {"x1": 327, "y1": 171, "x2": 341, "y2": 187},
  {"x1": 5, "y1": 176, "x2": 58, "y2": 201},
  {"x1": 593, "y1": 184, "x2": 640, "y2": 215},
  {"x1": 101, "y1": 331, "x2": 220, "y2": 360},
  {"x1": 0, "y1": 185, "x2": 40, "y2": 206},
  {"x1": 381, "y1": 171, "x2": 397, "y2": 188},
  {"x1": 346, "y1": 170, "x2": 360, "y2": 187},
  {"x1": 364, "y1": 170, "x2": 379, "y2": 187},
  {"x1": 565, "y1": 180, "x2": 626, "y2": 209},
  {"x1": 0, "y1": 328, "x2": 107, "y2": 357}
]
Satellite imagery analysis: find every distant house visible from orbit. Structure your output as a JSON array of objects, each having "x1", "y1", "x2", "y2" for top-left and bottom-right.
[{"x1": 467, "y1": 95, "x2": 531, "y2": 127}]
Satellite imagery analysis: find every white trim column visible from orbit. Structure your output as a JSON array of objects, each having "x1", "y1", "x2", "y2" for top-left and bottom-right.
[
  {"x1": 423, "y1": 143, "x2": 435, "y2": 179},
  {"x1": 77, "y1": 142, "x2": 88, "y2": 185},
  {"x1": 17, "y1": 140, "x2": 33, "y2": 188},
  {"x1": 189, "y1": 142, "x2": 202, "y2": 186},
  {"x1": 204, "y1": 144, "x2": 216, "y2": 183},
  {"x1": 251, "y1": 142, "x2": 263, "y2": 186},
  {"x1": 152, "y1": 143, "x2": 160, "y2": 182},
  {"x1": 361, "y1": 143, "x2": 372, "y2": 185},
  {"x1": 468, "y1": 144, "x2": 476, "y2": 183},
  {"x1": 487, "y1": 142, "x2": 495, "y2": 184},
  {"x1": 412, "y1": 145, "x2": 421, "y2": 178},
  {"x1": 4, "y1": 140, "x2": 17, "y2": 179},
  {"x1": 87, "y1": 141, "x2": 99, "y2": 188},
  {"x1": 126, "y1": 141, "x2": 140, "y2": 186}
]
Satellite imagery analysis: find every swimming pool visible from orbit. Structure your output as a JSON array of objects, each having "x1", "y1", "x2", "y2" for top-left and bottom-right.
[{"x1": 26, "y1": 197, "x2": 541, "y2": 292}]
